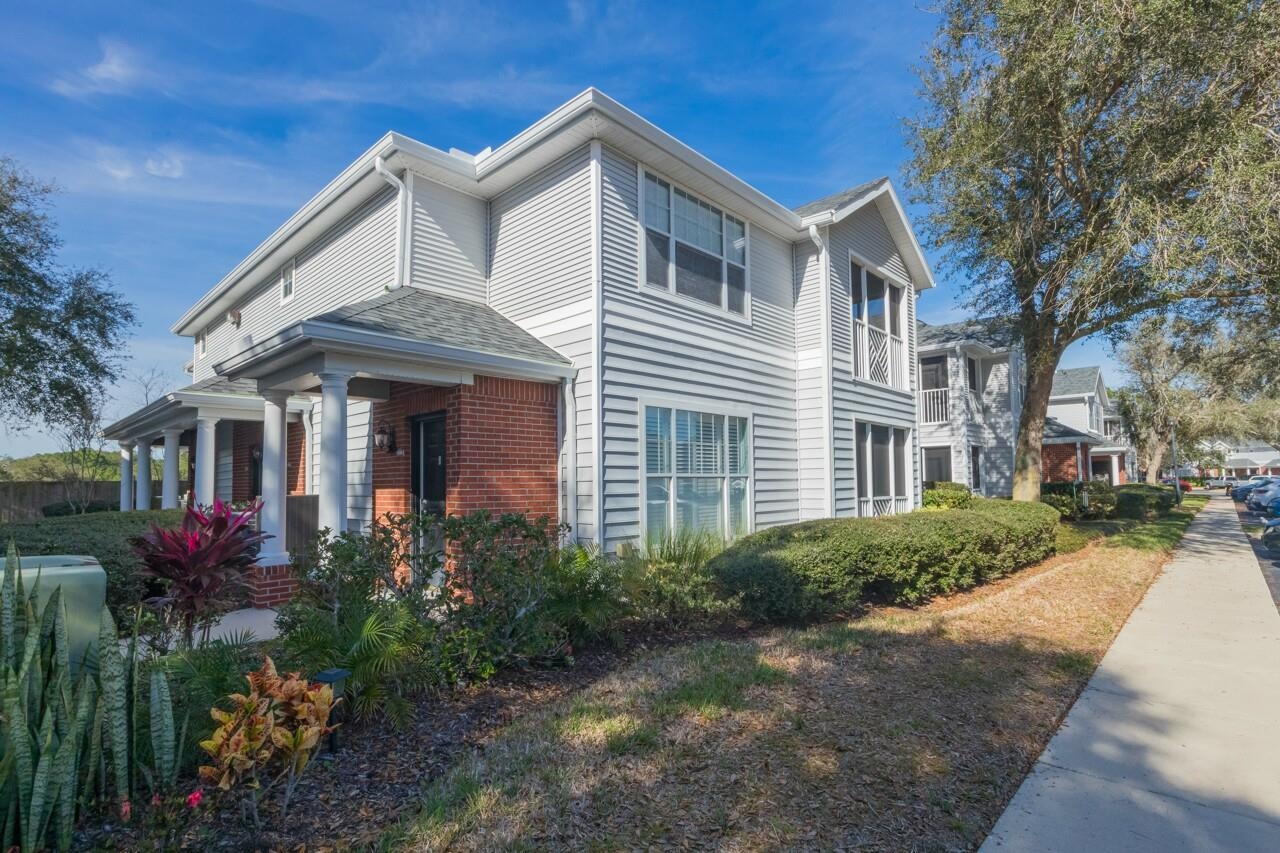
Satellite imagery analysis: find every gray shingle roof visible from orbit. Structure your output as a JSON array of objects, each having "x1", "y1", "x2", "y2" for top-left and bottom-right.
[
  {"x1": 186, "y1": 376, "x2": 260, "y2": 396},
  {"x1": 1043, "y1": 417, "x2": 1104, "y2": 444},
  {"x1": 792, "y1": 177, "x2": 889, "y2": 217},
  {"x1": 312, "y1": 288, "x2": 570, "y2": 366},
  {"x1": 1050, "y1": 366, "x2": 1102, "y2": 397},
  {"x1": 916, "y1": 316, "x2": 1017, "y2": 350}
]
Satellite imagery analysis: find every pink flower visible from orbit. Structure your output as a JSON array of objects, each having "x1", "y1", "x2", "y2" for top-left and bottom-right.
[
  {"x1": 186, "y1": 789, "x2": 203, "y2": 809},
  {"x1": 120, "y1": 799, "x2": 132, "y2": 822},
  {"x1": 151, "y1": 793, "x2": 163, "y2": 807}
]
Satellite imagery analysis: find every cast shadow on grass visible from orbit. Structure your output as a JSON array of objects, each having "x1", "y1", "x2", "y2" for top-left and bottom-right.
[{"x1": 384, "y1": 605, "x2": 1274, "y2": 852}]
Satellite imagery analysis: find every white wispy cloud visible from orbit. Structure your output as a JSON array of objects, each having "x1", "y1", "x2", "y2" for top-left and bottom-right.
[
  {"x1": 50, "y1": 38, "x2": 163, "y2": 97},
  {"x1": 143, "y1": 151, "x2": 185, "y2": 179}
]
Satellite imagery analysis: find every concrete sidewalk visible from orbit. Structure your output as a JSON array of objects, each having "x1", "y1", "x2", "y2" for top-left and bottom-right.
[{"x1": 981, "y1": 494, "x2": 1280, "y2": 852}]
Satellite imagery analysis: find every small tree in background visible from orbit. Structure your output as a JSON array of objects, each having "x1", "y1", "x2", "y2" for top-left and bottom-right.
[
  {"x1": 32, "y1": 397, "x2": 115, "y2": 512},
  {"x1": 907, "y1": 0, "x2": 1280, "y2": 500}
]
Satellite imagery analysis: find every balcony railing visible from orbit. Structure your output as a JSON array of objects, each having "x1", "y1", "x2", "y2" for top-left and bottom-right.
[
  {"x1": 855, "y1": 322, "x2": 908, "y2": 390},
  {"x1": 920, "y1": 388, "x2": 949, "y2": 424},
  {"x1": 858, "y1": 496, "x2": 910, "y2": 517}
]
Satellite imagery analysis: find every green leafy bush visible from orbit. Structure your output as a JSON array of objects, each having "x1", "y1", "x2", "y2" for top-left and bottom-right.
[
  {"x1": 1115, "y1": 483, "x2": 1177, "y2": 519},
  {"x1": 0, "y1": 510, "x2": 184, "y2": 628},
  {"x1": 544, "y1": 544, "x2": 630, "y2": 647},
  {"x1": 40, "y1": 499, "x2": 117, "y2": 517},
  {"x1": 922, "y1": 487, "x2": 974, "y2": 509},
  {"x1": 619, "y1": 531, "x2": 734, "y2": 627},
  {"x1": 278, "y1": 511, "x2": 567, "y2": 724},
  {"x1": 1039, "y1": 493, "x2": 1078, "y2": 519},
  {"x1": 708, "y1": 498, "x2": 1059, "y2": 623},
  {"x1": 1081, "y1": 480, "x2": 1117, "y2": 519}
]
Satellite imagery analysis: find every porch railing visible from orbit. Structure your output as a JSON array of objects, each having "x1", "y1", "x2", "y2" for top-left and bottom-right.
[
  {"x1": 867, "y1": 325, "x2": 891, "y2": 385},
  {"x1": 855, "y1": 322, "x2": 908, "y2": 390},
  {"x1": 919, "y1": 388, "x2": 949, "y2": 424}
]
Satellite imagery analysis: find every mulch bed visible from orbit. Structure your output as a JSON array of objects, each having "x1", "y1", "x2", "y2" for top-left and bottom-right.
[{"x1": 79, "y1": 621, "x2": 759, "y2": 852}]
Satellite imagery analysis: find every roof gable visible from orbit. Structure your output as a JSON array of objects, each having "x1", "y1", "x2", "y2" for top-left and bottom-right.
[{"x1": 1050, "y1": 366, "x2": 1103, "y2": 398}]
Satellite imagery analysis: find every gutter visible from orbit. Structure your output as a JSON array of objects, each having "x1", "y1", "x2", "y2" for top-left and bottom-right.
[{"x1": 374, "y1": 156, "x2": 409, "y2": 290}]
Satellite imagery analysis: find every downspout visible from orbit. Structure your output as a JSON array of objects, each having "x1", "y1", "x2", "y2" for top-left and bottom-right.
[
  {"x1": 562, "y1": 377, "x2": 578, "y2": 540},
  {"x1": 374, "y1": 155, "x2": 408, "y2": 289},
  {"x1": 809, "y1": 224, "x2": 835, "y2": 517}
]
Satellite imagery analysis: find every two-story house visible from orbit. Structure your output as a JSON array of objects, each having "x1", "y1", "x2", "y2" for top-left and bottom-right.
[
  {"x1": 1045, "y1": 366, "x2": 1134, "y2": 484},
  {"x1": 104, "y1": 89, "x2": 935, "y2": 605},
  {"x1": 915, "y1": 318, "x2": 1022, "y2": 495}
]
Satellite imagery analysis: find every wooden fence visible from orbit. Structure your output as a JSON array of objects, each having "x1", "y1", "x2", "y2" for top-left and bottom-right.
[{"x1": 0, "y1": 480, "x2": 184, "y2": 521}]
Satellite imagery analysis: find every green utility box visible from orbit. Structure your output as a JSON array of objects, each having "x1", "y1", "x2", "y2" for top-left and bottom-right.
[{"x1": 16, "y1": 555, "x2": 107, "y2": 672}]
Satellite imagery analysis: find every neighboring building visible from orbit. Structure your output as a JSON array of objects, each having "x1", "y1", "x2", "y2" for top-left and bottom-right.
[
  {"x1": 1200, "y1": 439, "x2": 1280, "y2": 477},
  {"x1": 1046, "y1": 366, "x2": 1134, "y2": 484},
  {"x1": 915, "y1": 317, "x2": 1022, "y2": 495},
  {"x1": 104, "y1": 88, "x2": 935, "y2": 605}
]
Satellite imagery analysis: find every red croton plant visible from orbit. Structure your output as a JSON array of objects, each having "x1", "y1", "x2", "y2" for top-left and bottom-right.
[{"x1": 132, "y1": 499, "x2": 271, "y2": 648}]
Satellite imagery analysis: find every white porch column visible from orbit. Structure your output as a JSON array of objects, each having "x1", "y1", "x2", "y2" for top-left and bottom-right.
[
  {"x1": 302, "y1": 406, "x2": 316, "y2": 494},
  {"x1": 118, "y1": 445, "x2": 133, "y2": 512},
  {"x1": 194, "y1": 415, "x2": 219, "y2": 506},
  {"x1": 318, "y1": 372, "x2": 350, "y2": 534},
  {"x1": 1109, "y1": 453, "x2": 1121, "y2": 485},
  {"x1": 161, "y1": 428, "x2": 183, "y2": 509},
  {"x1": 260, "y1": 391, "x2": 291, "y2": 563},
  {"x1": 134, "y1": 439, "x2": 152, "y2": 511}
]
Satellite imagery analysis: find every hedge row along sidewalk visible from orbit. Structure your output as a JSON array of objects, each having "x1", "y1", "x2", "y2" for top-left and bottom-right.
[{"x1": 389, "y1": 496, "x2": 1207, "y2": 852}]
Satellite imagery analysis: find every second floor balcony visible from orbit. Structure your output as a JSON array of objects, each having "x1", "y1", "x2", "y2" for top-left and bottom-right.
[
  {"x1": 853, "y1": 322, "x2": 908, "y2": 391},
  {"x1": 920, "y1": 387, "x2": 949, "y2": 424}
]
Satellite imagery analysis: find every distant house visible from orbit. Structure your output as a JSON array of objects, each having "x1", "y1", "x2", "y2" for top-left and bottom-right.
[
  {"x1": 916, "y1": 317, "x2": 1022, "y2": 495},
  {"x1": 1045, "y1": 366, "x2": 1134, "y2": 484},
  {"x1": 103, "y1": 88, "x2": 937, "y2": 606},
  {"x1": 1201, "y1": 439, "x2": 1280, "y2": 477}
]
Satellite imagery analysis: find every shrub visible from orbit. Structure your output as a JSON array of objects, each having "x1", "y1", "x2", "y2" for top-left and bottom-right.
[
  {"x1": 620, "y1": 530, "x2": 735, "y2": 627},
  {"x1": 0, "y1": 509, "x2": 184, "y2": 628},
  {"x1": 544, "y1": 543, "x2": 630, "y2": 647},
  {"x1": 708, "y1": 498, "x2": 1059, "y2": 623},
  {"x1": 924, "y1": 480, "x2": 970, "y2": 492},
  {"x1": 41, "y1": 498, "x2": 117, "y2": 517},
  {"x1": 132, "y1": 500, "x2": 270, "y2": 649},
  {"x1": 1081, "y1": 480, "x2": 1117, "y2": 519},
  {"x1": 1039, "y1": 493, "x2": 1078, "y2": 519},
  {"x1": 922, "y1": 487, "x2": 974, "y2": 509},
  {"x1": 1115, "y1": 483, "x2": 1177, "y2": 519},
  {"x1": 198, "y1": 657, "x2": 337, "y2": 827}
]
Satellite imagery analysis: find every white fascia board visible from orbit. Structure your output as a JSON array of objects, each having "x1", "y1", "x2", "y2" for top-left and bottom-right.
[{"x1": 810, "y1": 182, "x2": 935, "y2": 292}]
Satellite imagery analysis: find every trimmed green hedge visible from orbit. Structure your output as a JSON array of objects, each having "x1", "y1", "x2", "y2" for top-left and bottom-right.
[
  {"x1": 0, "y1": 510, "x2": 184, "y2": 624},
  {"x1": 709, "y1": 498, "x2": 1060, "y2": 623},
  {"x1": 1114, "y1": 483, "x2": 1177, "y2": 519},
  {"x1": 922, "y1": 487, "x2": 974, "y2": 509}
]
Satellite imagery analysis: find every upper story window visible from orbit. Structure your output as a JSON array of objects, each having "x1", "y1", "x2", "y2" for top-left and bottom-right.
[
  {"x1": 196, "y1": 329, "x2": 207, "y2": 358},
  {"x1": 280, "y1": 259, "x2": 296, "y2": 303},
  {"x1": 967, "y1": 356, "x2": 980, "y2": 394},
  {"x1": 642, "y1": 171, "x2": 748, "y2": 316},
  {"x1": 851, "y1": 260, "x2": 908, "y2": 389}
]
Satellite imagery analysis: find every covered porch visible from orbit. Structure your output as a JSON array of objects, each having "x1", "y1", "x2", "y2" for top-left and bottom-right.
[
  {"x1": 1088, "y1": 445, "x2": 1130, "y2": 485},
  {"x1": 209, "y1": 288, "x2": 575, "y2": 584}
]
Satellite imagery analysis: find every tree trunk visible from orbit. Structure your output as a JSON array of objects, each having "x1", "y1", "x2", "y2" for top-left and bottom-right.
[
  {"x1": 1144, "y1": 442, "x2": 1168, "y2": 484},
  {"x1": 1012, "y1": 342, "x2": 1062, "y2": 502}
]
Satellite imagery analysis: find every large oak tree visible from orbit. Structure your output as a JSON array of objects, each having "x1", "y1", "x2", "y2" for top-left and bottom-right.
[
  {"x1": 907, "y1": 0, "x2": 1280, "y2": 500},
  {"x1": 0, "y1": 158, "x2": 135, "y2": 429}
]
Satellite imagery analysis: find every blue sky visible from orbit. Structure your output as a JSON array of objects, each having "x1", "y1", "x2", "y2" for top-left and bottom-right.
[{"x1": 1, "y1": 0, "x2": 1111, "y2": 456}]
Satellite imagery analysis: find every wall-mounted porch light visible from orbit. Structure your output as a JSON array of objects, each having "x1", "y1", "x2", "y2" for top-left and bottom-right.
[
  {"x1": 251, "y1": 444, "x2": 262, "y2": 463},
  {"x1": 373, "y1": 421, "x2": 396, "y2": 453}
]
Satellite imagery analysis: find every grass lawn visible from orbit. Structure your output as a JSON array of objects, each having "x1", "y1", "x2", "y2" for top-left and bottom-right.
[{"x1": 387, "y1": 498, "x2": 1205, "y2": 852}]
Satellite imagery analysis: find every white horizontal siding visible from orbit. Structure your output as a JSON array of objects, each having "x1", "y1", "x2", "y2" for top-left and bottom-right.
[
  {"x1": 794, "y1": 235, "x2": 829, "y2": 520},
  {"x1": 215, "y1": 420, "x2": 233, "y2": 502},
  {"x1": 598, "y1": 146, "x2": 798, "y2": 551},
  {"x1": 408, "y1": 173, "x2": 487, "y2": 302},
  {"x1": 488, "y1": 146, "x2": 595, "y2": 539},
  {"x1": 194, "y1": 187, "x2": 398, "y2": 381}
]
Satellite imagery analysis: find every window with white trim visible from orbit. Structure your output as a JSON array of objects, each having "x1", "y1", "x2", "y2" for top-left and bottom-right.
[
  {"x1": 196, "y1": 329, "x2": 207, "y2": 358},
  {"x1": 645, "y1": 405, "x2": 750, "y2": 542},
  {"x1": 280, "y1": 259, "x2": 296, "y2": 303},
  {"x1": 642, "y1": 172, "x2": 748, "y2": 315},
  {"x1": 850, "y1": 260, "x2": 907, "y2": 389},
  {"x1": 855, "y1": 421, "x2": 911, "y2": 515}
]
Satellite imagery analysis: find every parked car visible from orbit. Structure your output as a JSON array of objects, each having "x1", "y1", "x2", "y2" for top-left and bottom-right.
[
  {"x1": 1208, "y1": 475, "x2": 1239, "y2": 489},
  {"x1": 1161, "y1": 478, "x2": 1194, "y2": 492},
  {"x1": 1232, "y1": 481, "x2": 1264, "y2": 501},
  {"x1": 1265, "y1": 495, "x2": 1280, "y2": 518},
  {"x1": 1263, "y1": 517, "x2": 1280, "y2": 551},
  {"x1": 1247, "y1": 480, "x2": 1280, "y2": 510}
]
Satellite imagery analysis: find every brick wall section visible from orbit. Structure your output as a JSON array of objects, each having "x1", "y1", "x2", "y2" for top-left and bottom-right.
[
  {"x1": 1042, "y1": 443, "x2": 1081, "y2": 482},
  {"x1": 231, "y1": 421, "x2": 306, "y2": 502},
  {"x1": 370, "y1": 375, "x2": 559, "y2": 521},
  {"x1": 246, "y1": 564, "x2": 296, "y2": 608}
]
